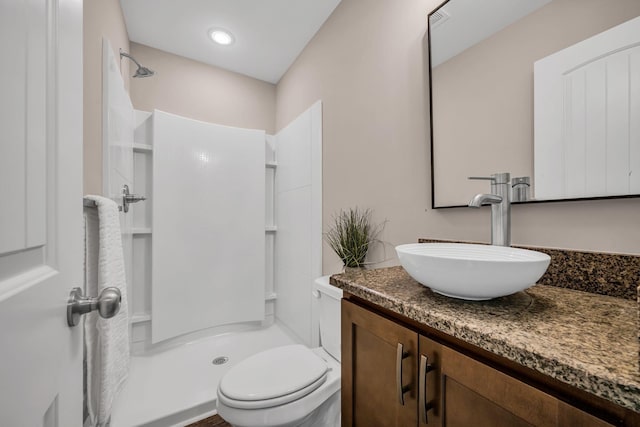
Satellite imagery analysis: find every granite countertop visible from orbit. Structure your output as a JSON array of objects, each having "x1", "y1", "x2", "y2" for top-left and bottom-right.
[{"x1": 330, "y1": 266, "x2": 640, "y2": 413}]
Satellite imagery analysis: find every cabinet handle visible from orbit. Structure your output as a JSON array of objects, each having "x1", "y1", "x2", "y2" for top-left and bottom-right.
[
  {"x1": 396, "y1": 343, "x2": 410, "y2": 405},
  {"x1": 419, "y1": 354, "x2": 435, "y2": 424}
]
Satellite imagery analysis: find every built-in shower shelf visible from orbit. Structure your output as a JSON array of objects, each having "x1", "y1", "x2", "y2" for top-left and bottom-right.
[
  {"x1": 265, "y1": 226, "x2": 277, "y2": 232},
  {"x1": 133, "y1": 143, "x2": 153, "y2": 153},
  {"x1": 133, "y1": 228, "x2": 152, "y2": 235},
  {"x1": 265, "y1": 161, "x2": 277, "y2": 169},
  {"x1": 131, "y1": 313, "x2": 151, "y2": 324}
]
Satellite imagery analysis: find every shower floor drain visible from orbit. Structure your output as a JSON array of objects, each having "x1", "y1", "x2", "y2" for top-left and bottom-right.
[{"x1": 212, "y1": 356, "x2": 229, "y2": 365}]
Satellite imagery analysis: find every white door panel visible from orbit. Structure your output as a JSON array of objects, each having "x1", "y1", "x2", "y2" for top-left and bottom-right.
[
  {"x1": 0, "y1": 0, "x2": 47, "y2": 254},
  {"x1": 632, "y1": 52, "x2": 640, "y2": 193},
  {"x1": 0, "y1": 0, "x2": 83, "y2": 425},
  {"x1": 535, "y1": 16, "x2": 640, "y2": 199}
]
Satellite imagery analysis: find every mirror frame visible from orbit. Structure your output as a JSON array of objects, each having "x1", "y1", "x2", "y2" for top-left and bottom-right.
[{"x1": 427, "y1": 0, "x2": 640, "y2": 209}]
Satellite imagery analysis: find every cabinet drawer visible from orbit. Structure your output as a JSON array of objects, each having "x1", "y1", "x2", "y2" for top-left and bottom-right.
[{"x1": 437, "y1": 342, "x2": 613, "y2": 427}]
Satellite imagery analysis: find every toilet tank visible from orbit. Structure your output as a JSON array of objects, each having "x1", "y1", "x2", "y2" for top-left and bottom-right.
[{"x1": 313, "y1": 276, "x2": 343, "y2": 362}]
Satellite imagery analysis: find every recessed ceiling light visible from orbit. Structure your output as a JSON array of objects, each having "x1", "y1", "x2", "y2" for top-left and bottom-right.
[{"x1": 209, "y1": 28, "x2": 235, "y2": 46}]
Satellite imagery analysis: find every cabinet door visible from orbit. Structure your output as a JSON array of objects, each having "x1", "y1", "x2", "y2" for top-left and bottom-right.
[
  {"x1": 342, "y1": 300, "x2": 418, "y2": 427},
  {"x1": 431, "y1": 337, "x2": 614, "y2": 427}
]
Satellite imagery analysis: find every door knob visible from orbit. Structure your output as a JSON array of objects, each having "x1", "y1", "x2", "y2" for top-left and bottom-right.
[{"x1": 67, "y1": 287, "x2": 122, "y2": 327}]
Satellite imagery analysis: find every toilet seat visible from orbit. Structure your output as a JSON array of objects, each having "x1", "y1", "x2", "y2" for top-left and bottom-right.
[
  {"x1": 218, "y1": 344, "x2": 329, "y2": 410},
  {"x1": 218, "y1": 372, "x2": 327, "y2": 409}
]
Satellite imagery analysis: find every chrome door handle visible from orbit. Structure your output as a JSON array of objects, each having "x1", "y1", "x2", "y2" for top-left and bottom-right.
[
  {"x1": 396, "y1": 343, "x2": 410, "y2": 405},
  {"x1": 67, "y1": 287, "x2": 122, "y2": 327},
  {"x1": 419, "y1": 354, "x2": 435, "y2": 424}
]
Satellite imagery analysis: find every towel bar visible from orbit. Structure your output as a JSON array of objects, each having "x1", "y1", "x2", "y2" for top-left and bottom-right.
[{"x1": 83, "y1": 184, "x2": 146, "y2": 212}]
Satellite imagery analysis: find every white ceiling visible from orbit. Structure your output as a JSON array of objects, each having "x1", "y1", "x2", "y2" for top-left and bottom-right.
[
  {"x1": 430, "y1": 0, "x2": 552, "y2": 67},
  {"x1": 120, "y1": 0, "x2": 342, "y2": 84}
]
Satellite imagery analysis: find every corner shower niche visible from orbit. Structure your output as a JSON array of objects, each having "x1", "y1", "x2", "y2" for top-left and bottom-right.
[
  {"x1": 130, "y1": 110, "x2": 153, "y2": 346},
  {"x1": 128, "y1": 105, "x2": 322, "y2": 351}
]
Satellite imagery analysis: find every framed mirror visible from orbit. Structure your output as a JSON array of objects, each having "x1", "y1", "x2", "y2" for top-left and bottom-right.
[{"x1": 428, "y1": 0, "x2": 640, "y2": 208}]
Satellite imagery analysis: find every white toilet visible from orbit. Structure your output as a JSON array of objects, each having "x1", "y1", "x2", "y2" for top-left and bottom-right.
[{"x1": 216, "y1": 276, "x2": 343, "y2": 427}]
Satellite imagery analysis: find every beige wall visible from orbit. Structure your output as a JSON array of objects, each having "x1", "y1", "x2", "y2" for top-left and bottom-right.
[
  {"x1": 432, "y1": 0, "x2": 640, "y2": 206},
  {"x1": 276, "y1": 0, "x2": 640, "y2": 274},
  {"x1": 83, "y1": 0, "x2": 130, "y2": 195},
  {"x1": 129, "y1": 43, "x2": 276, "y2": 134},
  {"x1": 83, "y1": 22, "x2": 275, "y2": 194},
  {"x1": 84, "y1": 0, "x2": 640, "y2": 274}
]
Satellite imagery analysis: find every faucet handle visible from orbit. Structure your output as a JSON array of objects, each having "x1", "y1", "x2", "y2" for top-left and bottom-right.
[
  {"x1": 468, "y1": 173, "x2": 510, "y2": 184},
  {"x1": 468, "y1": 176, "x2": 496, "y2": 181}
]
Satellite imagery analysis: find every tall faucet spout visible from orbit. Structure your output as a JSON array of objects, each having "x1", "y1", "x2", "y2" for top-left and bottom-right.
[
  {"x1": 468, "y1": 193, "x2": 502, "y2": 208},
  {"x1": 467, "y1": 173, "x2": 511, "y2": 246}
]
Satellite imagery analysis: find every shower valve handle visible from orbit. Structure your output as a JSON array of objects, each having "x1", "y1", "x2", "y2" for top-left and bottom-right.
[{"x1": 121, "y1": 184, "x2": 146, "y2": 213}]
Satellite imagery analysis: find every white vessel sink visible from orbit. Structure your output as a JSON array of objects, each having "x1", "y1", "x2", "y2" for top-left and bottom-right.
[{"x1": 395, "y1": 243, "x2": 551, "y2": 301}]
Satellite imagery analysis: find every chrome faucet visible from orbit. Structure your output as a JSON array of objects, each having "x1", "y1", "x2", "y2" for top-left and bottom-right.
[{"x1": 468, "y1": 172, "x2": 511, "y2": 246}]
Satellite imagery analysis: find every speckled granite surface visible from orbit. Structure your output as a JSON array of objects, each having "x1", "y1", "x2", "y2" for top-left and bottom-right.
[
  {"x1": 418, "y1": 239, "x2": 640, "y2": 300},
  {"x1": 532, "y1": 247, "x2": 640, "y2": 300},
  {"x1": 331, "y1": 266, "x2": 640, "y2": 413}
]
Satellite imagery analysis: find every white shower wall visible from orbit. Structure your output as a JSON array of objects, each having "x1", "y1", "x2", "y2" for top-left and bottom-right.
[
  {"x1": 129, "y1": 111, "x2": 279, "y2": 349},
  {"x1": 102, "y1": 39, "x2": 134, "y2": 299},
  {"x1": 274, "y1": 101, "x2": 323, "y2": 346},
  {"x1": 152, "y1": 111, "x2": 266, "y2": 343},
  {"x1": 120, "y1": 103, "x2": 322, "y2": 350}
]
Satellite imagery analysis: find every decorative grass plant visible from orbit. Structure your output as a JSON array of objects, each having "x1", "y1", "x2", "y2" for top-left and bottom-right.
[{"x1": 325, "y1": 207, "x2": 382, "y2": 269}]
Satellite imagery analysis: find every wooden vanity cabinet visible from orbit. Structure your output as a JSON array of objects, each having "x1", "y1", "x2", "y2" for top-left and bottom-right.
[
  {"x1": 342, "y1": 299, "x2": 618, "y2": 427},
  {"x1": 341, "y1": 296, "x2": 418, "y2": 427}
]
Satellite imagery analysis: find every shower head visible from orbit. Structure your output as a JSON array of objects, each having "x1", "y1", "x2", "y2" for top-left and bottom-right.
[
  {"x1": 119, "y1": 50, "x2": 155, "y2": 78},
  {"x1": 133, "y1": 66, "x2": 155, "y2": 78}
]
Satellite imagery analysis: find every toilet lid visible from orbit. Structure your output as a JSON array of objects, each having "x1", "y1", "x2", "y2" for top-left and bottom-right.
[
  {"x1": 218, "y1": 373, "x2": 327, "y2": 410},
  {"x1": 219, "y1": 345, "x2": 328, "y2": 404}
]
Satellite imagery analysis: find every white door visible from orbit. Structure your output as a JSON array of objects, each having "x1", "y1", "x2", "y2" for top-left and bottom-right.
[
  {"x1": 534, "y1": 16, "x2": 640, "y2": 200},
  {"x1": 0, "y1": 0, "x2": 83, "y2": 425}
]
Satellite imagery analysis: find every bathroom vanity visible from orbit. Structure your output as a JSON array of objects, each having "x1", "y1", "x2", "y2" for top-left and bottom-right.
[{"x1": 332, "y1": 267, "x2": 640, "y2": 427}]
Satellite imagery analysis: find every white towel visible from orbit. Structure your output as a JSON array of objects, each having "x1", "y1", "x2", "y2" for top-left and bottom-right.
[{"x1": 84, "y1": 195, "x2": 130, "y2": 427}]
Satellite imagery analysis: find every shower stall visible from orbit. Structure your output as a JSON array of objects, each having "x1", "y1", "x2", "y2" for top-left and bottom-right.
[{"x1": 100, "y1": 39, "x2": 323, "y2": 426}]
